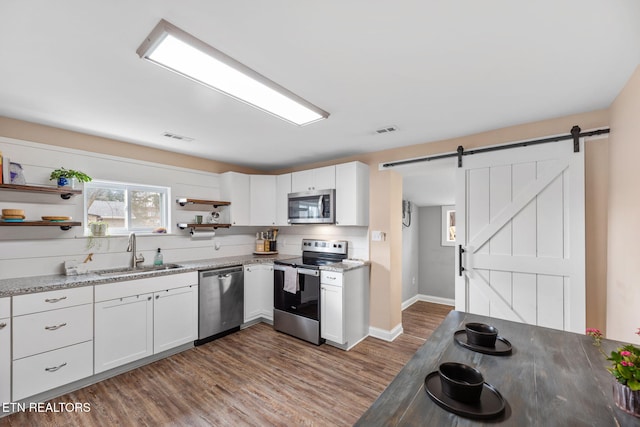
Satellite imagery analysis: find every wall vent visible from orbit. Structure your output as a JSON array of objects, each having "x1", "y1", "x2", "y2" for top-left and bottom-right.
[
  {"x1": 162, "y1": 132, "x2": 194, "y2": 142},
  {"x1": 375, "y1": 125, "x2": 398, "y2": 134}
]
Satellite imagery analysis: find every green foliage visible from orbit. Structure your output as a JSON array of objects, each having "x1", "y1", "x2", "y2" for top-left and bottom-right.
[
  {"x1": 49, "y1": 167, "x2": 92, "y2": 183},
  {"x1": 599, "y1": 339, "x2": 640, "y2": 390}
]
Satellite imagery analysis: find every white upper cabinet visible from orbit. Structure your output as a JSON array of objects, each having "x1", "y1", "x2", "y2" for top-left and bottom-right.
[
  {"x1": 276, "y1": 173, "x2": 291, "y2": 226},
  {"x1": 335, "y1": 161, "x2": 369, "y2": 226},
  {"x1": 220, "y1": 172, "x2": 250, "y2": 226},
  {"x1": 291, "y1": 165, "x2": 335, "y2": 193},
  {"x1": 250, "y1": 175, "x2": 277, "y2": 226}
]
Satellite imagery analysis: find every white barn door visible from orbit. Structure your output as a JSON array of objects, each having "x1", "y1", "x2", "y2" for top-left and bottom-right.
[{"x1": 454, "y1": 139, "x2": 585, "y2": 333}]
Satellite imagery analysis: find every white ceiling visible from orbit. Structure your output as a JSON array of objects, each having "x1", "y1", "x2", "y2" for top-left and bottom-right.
[{"x1": 1, "y1": 1, "x2": 639, "y2": 173}]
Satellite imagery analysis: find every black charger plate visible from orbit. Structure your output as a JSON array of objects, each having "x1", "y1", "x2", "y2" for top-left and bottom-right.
[
  {"x1": 424, "y1": 371, "x2": 506, "y2": 420},
  {"x1": 454, "y1": 330, "x2": 513, "y2": 355}
]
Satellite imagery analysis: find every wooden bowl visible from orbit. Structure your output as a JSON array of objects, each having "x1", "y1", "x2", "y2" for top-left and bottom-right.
[{"x1": 2, "y1": 209, "x2": 25, "y2": 216}]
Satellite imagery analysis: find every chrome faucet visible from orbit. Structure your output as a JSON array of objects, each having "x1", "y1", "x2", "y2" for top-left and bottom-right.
[{"x1": 126, "y1": 232, "x2": 145, "y2": 269}]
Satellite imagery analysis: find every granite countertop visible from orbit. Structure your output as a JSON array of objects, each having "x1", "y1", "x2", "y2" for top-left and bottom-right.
[{"x1": 0, "y1": 254, "x2": 370, "y2": 297}]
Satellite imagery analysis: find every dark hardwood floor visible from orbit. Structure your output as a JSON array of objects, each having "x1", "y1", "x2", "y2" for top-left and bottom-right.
[{"x1": 2, "y1": 302, "x2": 451, "y2": 426}]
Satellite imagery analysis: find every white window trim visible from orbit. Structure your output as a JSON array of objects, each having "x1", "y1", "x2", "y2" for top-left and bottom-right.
[
  {"x1": 441, "y1": 205, "x2": 456, "y2": 246},
  {"x1": 84, "y1": 180, "x2": 171, "y2": 236}
]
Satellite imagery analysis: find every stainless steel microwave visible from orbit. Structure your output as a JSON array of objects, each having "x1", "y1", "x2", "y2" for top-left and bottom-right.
[{"x1": 287, "y1": 189, "x2": 335, "y2": 224}]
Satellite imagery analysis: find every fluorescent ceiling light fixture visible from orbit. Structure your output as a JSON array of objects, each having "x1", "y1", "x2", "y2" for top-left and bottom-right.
[{"x1": 136, "y1": 19, "x2": 329, "y2": 126}]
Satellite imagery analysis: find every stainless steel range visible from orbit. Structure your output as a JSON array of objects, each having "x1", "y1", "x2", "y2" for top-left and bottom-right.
[{"x1": 273, "y1": 239, "x2": 348, "y2": 345}]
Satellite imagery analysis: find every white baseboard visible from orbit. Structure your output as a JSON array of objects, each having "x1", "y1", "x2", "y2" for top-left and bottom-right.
[
  {"x1": 401, "y1": 295, "x2": 419, "y2": 310},
  {"x1": 402, "y1": 294, "x2": 454, "y2": 310},
  {"x1": 369, "y1": 323, "x2": 403, "y2": 342}
]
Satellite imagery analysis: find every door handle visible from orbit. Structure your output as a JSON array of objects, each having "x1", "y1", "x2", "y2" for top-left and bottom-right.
[
  {"x1": 318, "y1": 196, "x2": 323, "y2": 217},
  {"x1": 458, "y1": 245, "x2": 465, "y2": 277}
]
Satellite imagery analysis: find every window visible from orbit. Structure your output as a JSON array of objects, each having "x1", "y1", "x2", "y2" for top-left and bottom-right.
[
  {"x1": 84, "y1": 181, "x2": 170, "y2": 235},
  {"x1": 441, "y1": 205, "x2": 456, "y2": 246}
]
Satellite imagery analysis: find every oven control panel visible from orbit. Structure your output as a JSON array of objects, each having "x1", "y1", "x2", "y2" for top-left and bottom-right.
[{"x1": 301, "y1": 239, "x2": 348, "y2": 255}]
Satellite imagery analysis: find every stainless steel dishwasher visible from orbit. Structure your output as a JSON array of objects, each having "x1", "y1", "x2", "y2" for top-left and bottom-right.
[{"x1": 195, "y1": 265, "x2": 244, "y2": 345}]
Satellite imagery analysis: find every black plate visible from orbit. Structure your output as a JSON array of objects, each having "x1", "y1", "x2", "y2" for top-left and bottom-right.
[
  {"x1": 454, "y1": 330, "x2": 512, "y2": 355},
  {"x1": 424, "y1": 371, "x2": 506, "y2": 420}
]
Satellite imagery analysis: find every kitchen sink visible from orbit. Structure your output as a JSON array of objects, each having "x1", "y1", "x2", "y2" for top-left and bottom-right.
[{"x1": 96, "y1": 263, "x2": 184, "y2": 277}]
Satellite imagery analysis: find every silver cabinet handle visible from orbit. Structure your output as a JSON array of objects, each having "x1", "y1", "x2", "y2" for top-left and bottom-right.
[
  {"x1": 45, "y1": 362, "x2": 67, "y2": 372},
  {"x1": 326, "y1": 276, "x2": 337, "y2": 280},
  {"x1": 44, "y1": 323, "x2": 67, "y2": 331},
  {"x1": 0, "y1": 322, "x2": 6, "y2": 329},
  {"x1": 45, "y1": 296, "x2": 68, "y2": 303}
]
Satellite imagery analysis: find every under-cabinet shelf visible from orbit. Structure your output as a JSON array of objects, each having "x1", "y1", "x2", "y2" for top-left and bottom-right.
[
  {"x1": 176, "y1": 223, "x2": 231, "y2": 230},
  {"x1": 0, "y1": 183, "x2": 82, "y2": 199},
  {"x1": 176, "y1": 198, "x2": 230, "y2": 208},
  {"x1": 0, "y1": 221, "x2": 81, "y2": 231}
]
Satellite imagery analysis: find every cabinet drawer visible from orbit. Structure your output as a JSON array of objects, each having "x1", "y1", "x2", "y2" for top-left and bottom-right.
[
  {"x1": 95, "y1": 272, "x2": 198, "y2": 302},
  {"x1": 13, "y1": 340, "x2": 93, "y2": 401},
  {"x1": 13, "y1": 304, "x2": 93, "y2": 360},
  {"x1": 13, "y1": 286, "x2": 93, "y2": 316},
  {"x1": 0, "y1": 297, "x2": 9, "y2": 318},
  {"x1": 321, "y1": 271, "x2": 343, "y2": 287}
]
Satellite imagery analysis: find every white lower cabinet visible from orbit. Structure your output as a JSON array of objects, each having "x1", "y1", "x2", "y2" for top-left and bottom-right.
[
  {"x1": 13, "y1": 303, "x2": 93, "y2": 360},
  {"x1": 244, "y1": 264, "x2": 274, "y2": 323},
  {"x1": 320, "y1": 267, "x2": 370, "y2": 350},
  {"x1": 13, "y1": 341, "x2": 93, "y2": 401},
  {"x1": 94, "y1": 294, "x2": 154, "y2": 374},
  {"x1": 320, "y1": 282, "x2": 344, "y2": 343},
  {"x1": 154, "y1": 285, "x2": 198, "y2": 354},
  {"x1": 11, "y1": 287, "x2": 94, "y2": 401},
  {"x1": 94, "y1": 272, "x2": 198, "y2": 374},
  {"x1": 1, "y1": 297, "x2": 11, "y2": 404}
]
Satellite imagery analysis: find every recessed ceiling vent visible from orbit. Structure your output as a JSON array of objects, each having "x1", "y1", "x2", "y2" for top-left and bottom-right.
[
  {"x1": 162, "y1": 132, "x2": 194, "y2": 142},
  {"x1": 375, "y1": 125, "x2": 398, "y2": 135}
]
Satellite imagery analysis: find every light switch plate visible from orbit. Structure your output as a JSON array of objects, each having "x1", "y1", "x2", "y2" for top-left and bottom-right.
[{"x1": 371, "y1": 230, "x2": 386, "y2": 241}]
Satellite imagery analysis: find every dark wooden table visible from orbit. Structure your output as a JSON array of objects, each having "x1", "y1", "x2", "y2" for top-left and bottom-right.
[{"x1": 356, "y1": 310, "x2": 640, "y2": 426}]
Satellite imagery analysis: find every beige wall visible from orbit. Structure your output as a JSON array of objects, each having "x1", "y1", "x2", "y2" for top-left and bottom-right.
[
  {"x1": 607, "y1": 65, "x2": 640, "y2": 344},
  {"x1": 0, "y1": 116, "x2": 260, "y2": 174},
  {"x1": 585, "y1": 138, "x2": 609, "y2": 333},
  {"x1": 368, "y1": 170, "x2": 403, "y2": 331}
]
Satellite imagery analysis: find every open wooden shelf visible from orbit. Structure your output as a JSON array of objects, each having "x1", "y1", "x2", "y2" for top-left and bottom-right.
[
  {"x1": 0, "y1": 220, "x2": 82, "y2": 230},
  {"x1": 176, "y1": 198, "x2": 230, "y2": 208},
  {"x1": 0, "y1": 183, "x2": 82, "y2": 199}
]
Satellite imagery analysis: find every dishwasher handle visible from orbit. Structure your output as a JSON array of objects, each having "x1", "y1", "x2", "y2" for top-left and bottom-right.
[{"x1": 200, "y1": 266, "x2": 243, "y2": 279}]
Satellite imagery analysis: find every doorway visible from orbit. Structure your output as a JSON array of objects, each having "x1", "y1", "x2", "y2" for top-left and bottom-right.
[{"x1": 396, "y1": 157, "x2": 458, "y2": 308}]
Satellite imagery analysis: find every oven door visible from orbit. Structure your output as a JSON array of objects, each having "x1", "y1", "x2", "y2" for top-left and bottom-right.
[
  {"x1": 287, "y1": 189, "x2": 335, "y2": 224},
  {"x1": 274, "y1": 265, "x2": 320, "y2": 320}
]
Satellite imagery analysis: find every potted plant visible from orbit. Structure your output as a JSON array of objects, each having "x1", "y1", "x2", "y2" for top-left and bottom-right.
[
  {"x1": 588, "y1": 328, "x2": 640, "y2": 417},
  {"x1": 49, "y1": 167, "x2": 92, "y2": 189},
  {"x1": 89, "y1": 221, "x2": 108, "y2": 237}
]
